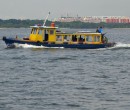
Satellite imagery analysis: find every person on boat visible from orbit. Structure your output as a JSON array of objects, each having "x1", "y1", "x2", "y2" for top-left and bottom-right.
[
  {"x1": 99, "y1": 26, "x2": 106, "y2": 43},
  {"x1": 79, "y1": 36, "x2": 82, "y2": 41},
  {"x1": 98, "y1": 26, "x2": 103, "y2": 34}
]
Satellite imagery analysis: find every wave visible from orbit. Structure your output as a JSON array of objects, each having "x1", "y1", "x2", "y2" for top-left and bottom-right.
[
  {"x1": 110, "y1": 42, "x2": 130, "y2": 49},
  {"x1": 14, "y1": 43, "x2": 64, "y2": 49},
  {"x1": 115, "y1": 42, "x2": 130, "y2": 47}
]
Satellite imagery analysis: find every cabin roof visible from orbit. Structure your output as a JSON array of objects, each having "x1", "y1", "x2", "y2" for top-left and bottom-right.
[
  {"x1": 30, "y1": 25, "x2": 58, "y2": 29},
  {"x1": 75, "y1": 32, "x2": 102, "y2": 35}
]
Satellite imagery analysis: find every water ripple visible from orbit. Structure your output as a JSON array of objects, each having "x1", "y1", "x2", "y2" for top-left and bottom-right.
[{"x1": 1, "y1": 28, "x2": 130, "y2": 110}]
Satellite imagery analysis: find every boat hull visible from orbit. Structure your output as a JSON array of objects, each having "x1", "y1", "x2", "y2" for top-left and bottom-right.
[{"x1": 3, "y1": 37, "x2": 115, "y2": 49}]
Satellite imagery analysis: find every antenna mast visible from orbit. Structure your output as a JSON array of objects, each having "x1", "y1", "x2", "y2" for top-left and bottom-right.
[{"x1": 43, "y1": 12, "x2": 50, "y2": 26}]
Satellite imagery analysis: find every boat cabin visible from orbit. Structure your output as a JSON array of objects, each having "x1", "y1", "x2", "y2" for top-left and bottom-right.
[
  {"x1": 29, "y1": 23, "x2": 57, "y2": 43},
  {"x1": 28, "y1": 23, "x2": 104, "y2": 44}
]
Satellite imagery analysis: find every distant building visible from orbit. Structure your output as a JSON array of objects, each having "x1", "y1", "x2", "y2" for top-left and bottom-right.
[
  {"x1": 106, "y1": 16, "x2": 130, "y2": 23},
  {"x1": 56, "y1": 16, "x2": 130, "y2": 23}
]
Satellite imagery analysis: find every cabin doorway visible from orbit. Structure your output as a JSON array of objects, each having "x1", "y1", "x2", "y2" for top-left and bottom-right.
[{"x1": 44, "y1": 30, "x2": 48, "y2": 41}]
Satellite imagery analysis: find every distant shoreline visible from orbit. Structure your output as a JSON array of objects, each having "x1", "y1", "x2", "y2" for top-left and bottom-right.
[{"x1": 0, "y1": 19, "x2": 130, "y2": 28}]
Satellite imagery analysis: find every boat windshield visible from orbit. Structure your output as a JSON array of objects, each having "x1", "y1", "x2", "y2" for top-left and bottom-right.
[{"x1": 31, "y1": 28, "x2": 37, "y2": 34}]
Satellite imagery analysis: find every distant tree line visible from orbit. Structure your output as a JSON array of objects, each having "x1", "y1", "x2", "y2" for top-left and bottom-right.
[{"x1": 0, "y1": 19, "x2": 130, "y2": 28}]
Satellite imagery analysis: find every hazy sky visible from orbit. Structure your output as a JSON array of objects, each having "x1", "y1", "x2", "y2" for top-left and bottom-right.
[{"x1": 0, "y1": 0, "x2": 130, "y2": 19}]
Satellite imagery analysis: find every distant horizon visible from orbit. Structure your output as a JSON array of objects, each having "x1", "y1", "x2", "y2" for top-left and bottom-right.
[
  {"x1": 1, "y1": 15, "x2": 130, "y2": 20},
  {"x1": 0, "y1": 0, "x2": 130, "y2": 20}
]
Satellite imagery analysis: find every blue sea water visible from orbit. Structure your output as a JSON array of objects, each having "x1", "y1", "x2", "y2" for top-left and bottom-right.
[{"x1": 0, "y1": 28, "x2": 130, "y2": 110}]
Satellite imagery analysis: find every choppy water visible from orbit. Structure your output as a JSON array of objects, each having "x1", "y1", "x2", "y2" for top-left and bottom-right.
[{"x1": 0, "y1": 28, "x2": 130, "y2": 110}]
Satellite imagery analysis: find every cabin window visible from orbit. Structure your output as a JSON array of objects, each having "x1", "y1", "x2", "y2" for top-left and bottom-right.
[
  {"x1": 86, "y1": 36, "x2": 93, "y2": 42},
  {"x1": 45, "y1": 30, "x2": 49, "y2": 34},
  {"x1": 94, "y1": 36, "x2": 100, "y2": 42},
  {"x1": 56, "y1": 35, "x2": 62, "y2": 41},
  {"x1": 31, "y1": 28, "x2": 37, "y2": 34},
  {"x1": 50, "y1": 30, "x2": 54, "y2": 35},
  {"x1": 31, "y1": 29, "x2": 33, "y2": 34},
  {"x1": 72, "y1": 35, "x2": 77, "y2": 42},
  {"x1": 33, "y1": 28, "x2": 37, "y2": 34},
  {"x1": 64, "y1": 35, "x2": 70, "y2": 42},
  {"x1": 78, "y1": 35, "x2": 85, "y2": 42},
  {"x1": 38, "y1": 29, "x2": 43, "y2": 35}
]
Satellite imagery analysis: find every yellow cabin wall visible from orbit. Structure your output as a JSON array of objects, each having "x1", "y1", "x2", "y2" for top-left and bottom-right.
[
  {"x1": 29, "y1": 34, "x2": 43, "y2": 42},
  {"x1": 29, "y1": 28, "x2": 56, "y2": 42},
  {"x1": 48, "y1": 35, "x2": 56, "y2": 42},
  {"x1": 48, "y1": 29, "x2": 56, "y2": 42}
]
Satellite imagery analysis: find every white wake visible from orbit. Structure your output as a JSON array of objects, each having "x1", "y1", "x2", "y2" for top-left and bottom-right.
[
  {"x1": 13, "y1": 42, "x2": 130, "y2": 49},
  {"x1": 114, "y1": 42, "x2": 130, "y2": 48},
  {"x1": 14, "y1": 43, "x2": 64, "y2": 49}
]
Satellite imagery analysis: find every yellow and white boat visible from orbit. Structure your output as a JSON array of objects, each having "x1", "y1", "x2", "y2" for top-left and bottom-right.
[{"x1": 3, "y1": 21, "x2": 115, "y2": 49}]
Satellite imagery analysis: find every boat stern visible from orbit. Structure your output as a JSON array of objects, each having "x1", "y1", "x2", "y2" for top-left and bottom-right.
[{"x1": 105, "y1": 42, "x2": 116, "y2": 48}]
